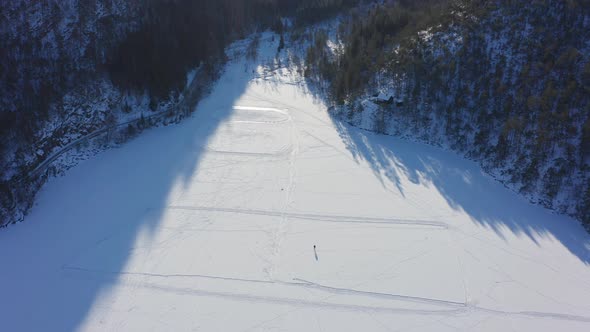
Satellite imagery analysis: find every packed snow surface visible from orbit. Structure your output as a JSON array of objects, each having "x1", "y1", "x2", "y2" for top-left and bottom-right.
[{"x1": 1, "y1": 37, "x2": 590, "y2": 331}]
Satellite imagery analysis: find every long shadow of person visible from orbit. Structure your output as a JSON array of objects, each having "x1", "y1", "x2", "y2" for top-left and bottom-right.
[{"x1": 314, "y1": 245, "x2": 318, "y2": 261}]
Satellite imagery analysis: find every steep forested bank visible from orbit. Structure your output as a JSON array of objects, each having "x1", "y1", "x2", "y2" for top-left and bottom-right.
[
  {"x1": 4, "y1": 0, "x2": 588, "y2": 231},
  {"x1": 303, "y1": 0, "x2": 590, "y2": 229},
  {"x1": 0, "y1": 0, "x2": 360, "y2": 226}
]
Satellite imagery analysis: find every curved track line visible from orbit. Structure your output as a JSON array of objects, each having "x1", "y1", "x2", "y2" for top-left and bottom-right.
[
  {"x1": 135, "y1": 282, "x2": 465, "y2": 316},
  {"x1": 233, "y1": 105, "x2": 289, "y2": 114},
  {"x1": 229, "y1": 119, "x2": 289, "y2": 124},
  {"x1": 62, "y1": 267, "x2": 464, "y2": 315},
  {"x1": 204, "y1": 148, "x2": 291, "y2": 158},
  {"x1": 63, "y1": 267, "x2": 590, "y2": 322},
  {"x1": 292, "y1": 278, "x2": 466, "y2": 307},
  {"x1": 229, "y1": 106, "x2": 290, "y2": 124}
]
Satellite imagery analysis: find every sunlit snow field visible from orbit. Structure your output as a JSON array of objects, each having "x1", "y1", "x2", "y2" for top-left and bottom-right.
[{"x1": 1, "y1": 35, "x2": 589, "y2": 332}]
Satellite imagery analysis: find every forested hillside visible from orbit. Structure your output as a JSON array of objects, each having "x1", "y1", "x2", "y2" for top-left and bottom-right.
[
  {"x1": 3, "y1": 0, "x2": 589, "y2": 230},
  {"x1": 303, "y1": 0, "x2": 590, "y2": 229},
  {"x1": 0, "y1": 0, "x2": 359, "y2": 226}
]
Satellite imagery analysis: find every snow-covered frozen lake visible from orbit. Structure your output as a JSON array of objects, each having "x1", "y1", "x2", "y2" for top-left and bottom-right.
[{"x1": 1, "y1": 37, "x2": 590, "y2": 331}]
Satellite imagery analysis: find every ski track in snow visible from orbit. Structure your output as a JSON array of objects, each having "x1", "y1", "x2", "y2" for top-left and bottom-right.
[
  {"x1": 1, "y1": 35, "x2": 589, "y2": 331},
  {"x1": 60, "y1": 266, "x2": 590, "y2": 323},
  {"x1": 165, "y1": 205, "x2": 450, "y2": 229}
]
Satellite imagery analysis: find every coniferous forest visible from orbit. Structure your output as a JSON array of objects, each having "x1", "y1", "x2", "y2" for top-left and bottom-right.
[
  {"x1": 0, "y1": 0, "x2": 359, "y2": 225},
  {"x1": 3, "y1": 2, "x2": 590, "y2": 330},
  {"x1": 303, "y1": 0, "x2": 590, "y2": 228},
  {"x1": 1, "y1": 0, "x2": 589, "y2": 230}
]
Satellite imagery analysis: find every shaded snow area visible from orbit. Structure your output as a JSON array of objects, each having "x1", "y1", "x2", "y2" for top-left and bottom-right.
[{"x1": 1, "y1": 36, "x2": 590, "y2": 332}]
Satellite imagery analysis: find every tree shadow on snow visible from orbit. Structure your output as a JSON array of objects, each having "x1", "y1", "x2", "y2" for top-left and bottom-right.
[
  {"x1": 260, "y1": 64, "x2": 589, "y2": 265},
  {"x1": 0, "y1": 36, "x2": 281, "y2": 332},
  {"x1": 328, "y1": 118, "x2": 590, "y2": 265}
]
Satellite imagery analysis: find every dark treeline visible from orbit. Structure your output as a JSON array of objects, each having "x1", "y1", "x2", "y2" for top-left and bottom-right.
[
  {"x1": 0, "y1": 0, "x2": 361, "y2": 150},
  {"x1": 305, "y1": 0, "x2": 590, "y2": 228},
  {"x1": 0, "y1": 0, "x2": 362, "y2": 167},
  {"x1": 0, "y1": 0, "x2": 361, "y2": 226},
  {"x1": 306, "y1": 0, "x2": 460, "y2": 102},
  {"x1": 108, "y1": 0, "x2": 271, "y2": 98},
  {"x1": 108, "y1": 0, "x2": 361, "y2": 98}
]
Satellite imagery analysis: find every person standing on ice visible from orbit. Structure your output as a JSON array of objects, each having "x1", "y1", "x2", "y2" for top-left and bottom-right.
[{"x1": 314, "y1": 245, "x2": 318, "y2": 261}]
